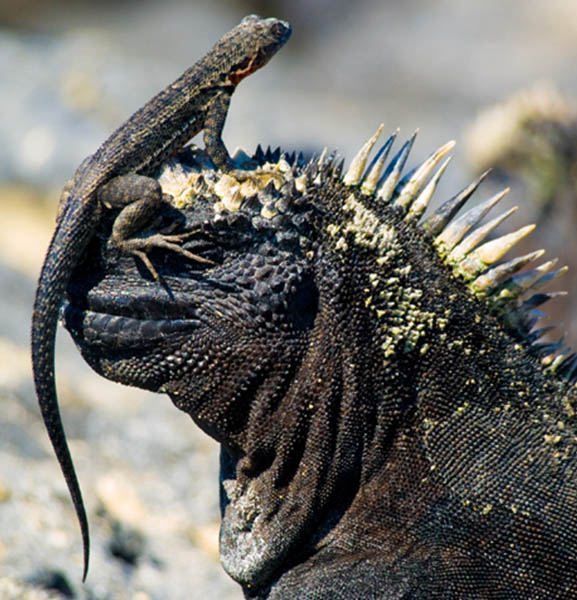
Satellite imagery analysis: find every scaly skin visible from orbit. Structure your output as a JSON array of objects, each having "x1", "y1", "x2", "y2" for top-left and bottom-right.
[
  {"x1": 62, "y1": 141, "x2": 577, "y2": 599},
  {"x1": 31, "y1": 15, "x2": 291, "y2": 579}
]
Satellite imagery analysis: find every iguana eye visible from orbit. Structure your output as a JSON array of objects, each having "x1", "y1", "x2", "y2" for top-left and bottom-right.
[{"x1": 180, "y1": 235, "x2": 224, "y2": 264}]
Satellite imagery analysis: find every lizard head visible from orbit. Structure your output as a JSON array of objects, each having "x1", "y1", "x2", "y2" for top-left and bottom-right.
[{"x1": 220, "y1": 15, "x2": 292, "y2": 86}]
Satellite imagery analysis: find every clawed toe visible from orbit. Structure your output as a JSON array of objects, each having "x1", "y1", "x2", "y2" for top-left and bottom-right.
[{"x1": 124, "y1": 232, "x2": 214, "y2": 280}]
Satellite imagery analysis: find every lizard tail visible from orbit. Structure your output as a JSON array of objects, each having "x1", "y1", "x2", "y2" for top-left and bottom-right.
[{"x1": 31, "y1": 201, "x2": 97, "y2": 581}]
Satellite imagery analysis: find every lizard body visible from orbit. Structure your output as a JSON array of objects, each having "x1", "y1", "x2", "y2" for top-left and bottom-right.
[{"x1": 30, "y1": 14, "x2": 291, "y2": 579}]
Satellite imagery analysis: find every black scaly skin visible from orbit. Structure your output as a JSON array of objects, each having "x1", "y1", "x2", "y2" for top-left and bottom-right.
[
  {"x1": 30, "y1": 15, "x2": 291, "y2": 579},
  {"x1": 61, "y1": 143, "x2": 577, "y2": 598}
]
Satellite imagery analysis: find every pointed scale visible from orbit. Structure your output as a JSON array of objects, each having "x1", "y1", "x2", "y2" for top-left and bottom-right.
[
  {"x1": 490, "y1": 267, "x2": 568, "y2": 326},
  {"x1": 527, "y1": 325, "x2": 557, "y2": 344},
  {"x1": 406, "y1": 156, "x2": 452, "y2": 221},
  {"x1": 549, "y1": 346, "x2": 571, "y2": 371},
  {"x1": 423, "y1": 169, "x2": 491, "y2": 236},
  {"x1": 522, "y1": 308, "x2": 548, "y2": 331},
  {"x1": 523, "y1": 291, "x2": 567, "y2": 311},
  {"x1": 361, "y1": 131, "x2": 398, "y2": 195},
  {"x1": 490, "y1": 259, "x2": 559, "y2": 302},
  {"x1": 557, "y1": 353, "x2": 577, "y2": 379},
  {"x1": 527, "y1": 265, "x2": 569, "y2": 295},
  {"x1": 557, "y1": 352, "x2": 577, "y2": 380},
  {"x1": 254, "y1": 144, "x2": 265, "y2": 163},
  {"x1": 316, "y1": 151, "x2": 338, "y2": 184},
  {"x1": 536, "y1": 336, "x2": 565, "y2": 358},
  {"x1": 393, "y1": 140, "x2": 455, "y2": 211},
  {"x1": 343, "y1": 124, "x2": 384, "y2": 186},
  {"x1": 457, "y1": 224, "x2": 536, "y2": 280},
  {"x1": 472, "y1": 249, "x2": 545, "y2": 294},
  {"x1": 303, "y1": 156, "x2": 319, "y2": 183},
  {"x1": 231, "y1": 147, "x2": 253, "y2": 167},
  {"x1": 448, "y1": 203, "x2": 517, "y2": 263},
  {"x1": 436, "y1": 187, "x2": 510, "y2": 256},
  {"x1": 541, "y1": 340, "x2": 567, "y2": 365},
  {"x1": 332, "y1": 158, "x2": 345, "y2": 179},
  {"x1": 376, "y1": 131, "x2": 418, "y2": 202},
  {"x1": 317, "y1": 147, "x2": 328, "y2": 168}
]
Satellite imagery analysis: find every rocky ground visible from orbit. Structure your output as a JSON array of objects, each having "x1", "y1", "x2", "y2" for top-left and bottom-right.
[{"x1": 2, "y1": 0, "x2": 577, "y2": 598}]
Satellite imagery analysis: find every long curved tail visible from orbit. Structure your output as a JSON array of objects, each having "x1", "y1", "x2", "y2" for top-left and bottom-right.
[{"x1": 31, "y1": 198, "x2": 97, "y2": 580}]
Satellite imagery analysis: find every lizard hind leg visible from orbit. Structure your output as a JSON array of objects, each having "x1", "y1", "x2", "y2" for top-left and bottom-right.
[{"x1": 98, "y1": 174, "x2": 213, "y2": 280}]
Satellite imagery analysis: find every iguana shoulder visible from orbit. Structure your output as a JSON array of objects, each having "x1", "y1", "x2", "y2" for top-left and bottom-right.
[{"x1": 63, "y1": 130, "x2": 577, "y2": 599}]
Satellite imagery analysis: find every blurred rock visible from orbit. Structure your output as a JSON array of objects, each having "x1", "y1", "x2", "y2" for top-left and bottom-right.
[
  {"x1": 0, "y1": 577, "x2": 60, "y2": 600},
  {"x1": 26, "y1": 570, "x2": 75, "y2": 598},
  {"x1": 107, "y1": 521, "x2": 146, "y2": 567},
  {"x1": 95, "y1": 472, "x2": 150, "y2": 528},
  {"x1": 188, "y1": 523, "x2": 221, "y2": 560},
  {"x1": 0, "y1": 478, "x2": 12, "y2": 503}
]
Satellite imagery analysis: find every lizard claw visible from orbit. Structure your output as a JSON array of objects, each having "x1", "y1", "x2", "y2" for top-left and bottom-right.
[
  {"x1": 143, "y1": 233, "x2": 215, "y2": 265},
  {"x1": 131, "y1": 249, "x2": 161, "y2": 281}
]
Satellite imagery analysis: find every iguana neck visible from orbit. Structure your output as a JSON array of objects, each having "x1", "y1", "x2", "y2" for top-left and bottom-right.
[{"x1": 168, "y1": 251, "x2": 415, "y2": 589}]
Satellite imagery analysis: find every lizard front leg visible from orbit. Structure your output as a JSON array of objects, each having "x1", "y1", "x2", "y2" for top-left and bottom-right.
[
  {"x1": 203, "y1": 92, "x2": 234, "y2": 171},
  {"x1": 97, "y1": 174, "x2": 213, "y2": 279},
  {"x1": 204, "y1": 93, "x2": 262, "y2": 181}
]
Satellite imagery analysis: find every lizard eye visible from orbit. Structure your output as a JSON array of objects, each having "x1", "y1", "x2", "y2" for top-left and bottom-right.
[{"x1": 270, "y1": 21, "x2": 286, "y2": 37}]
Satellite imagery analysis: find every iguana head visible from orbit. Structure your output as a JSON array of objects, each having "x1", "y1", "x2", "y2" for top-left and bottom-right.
[{"x1": 64, "y1": 146, "x2": 321, "y2": 441}]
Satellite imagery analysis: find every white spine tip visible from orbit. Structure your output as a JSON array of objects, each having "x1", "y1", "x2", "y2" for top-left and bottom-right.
[{"x1": 343, "y1": 124, "x2": 384, "y2": 186}]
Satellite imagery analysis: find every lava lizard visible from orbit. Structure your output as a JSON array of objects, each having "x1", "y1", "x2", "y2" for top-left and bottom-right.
[{"x1": 30, "y1": 14, "x2": 291, "y2": 579}]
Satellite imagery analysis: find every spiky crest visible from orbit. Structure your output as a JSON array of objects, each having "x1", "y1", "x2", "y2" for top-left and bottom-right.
[
  {"x1": 164, "y1": 127, "x2": 573, "y2": 381},
  {"x1": 333, "y1": 126, "x2": 573, "y2": 381}
]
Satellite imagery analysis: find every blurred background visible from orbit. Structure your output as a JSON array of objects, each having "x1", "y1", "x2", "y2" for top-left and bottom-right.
[{"x1": 1, "y1": 0, "x2": 576, "y2": 598}]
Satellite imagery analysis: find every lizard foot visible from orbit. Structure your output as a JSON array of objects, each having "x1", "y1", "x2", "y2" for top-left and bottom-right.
[{"x1": 118, "y1": 232, "x2": 215, "y2": 281}]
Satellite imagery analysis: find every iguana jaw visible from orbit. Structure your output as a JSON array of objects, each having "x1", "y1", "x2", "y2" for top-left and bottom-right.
[{"x1": 63, "y1": 302, "x2": 203, "y2": 350}]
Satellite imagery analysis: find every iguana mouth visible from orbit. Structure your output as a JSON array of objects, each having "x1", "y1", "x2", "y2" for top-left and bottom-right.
[
  {"x1": 63, "y1": 274, "x2": 206, "y2": 351},
  {"x1": 68, "y1": 276, "x2": 207, "y2": 318},
  {"x1": 62, "y1": 302, "x2": 202, "y2": 350}
]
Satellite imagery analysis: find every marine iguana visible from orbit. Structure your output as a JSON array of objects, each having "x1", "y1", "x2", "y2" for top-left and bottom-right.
[
  {"x1": 58, "y1": 126, "x2": 577, "y2": 598},
  {"x1": 31, "y1": 16, "x2": 577, "y2": 600}
]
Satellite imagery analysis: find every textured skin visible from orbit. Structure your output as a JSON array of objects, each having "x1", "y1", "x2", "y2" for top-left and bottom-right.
[
  {"x1": 30, "y1": 15, "x2": 291, "y2": 578},
  {"x1": 61, "y1": 144, "x2": 577, "y2": 599}
]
